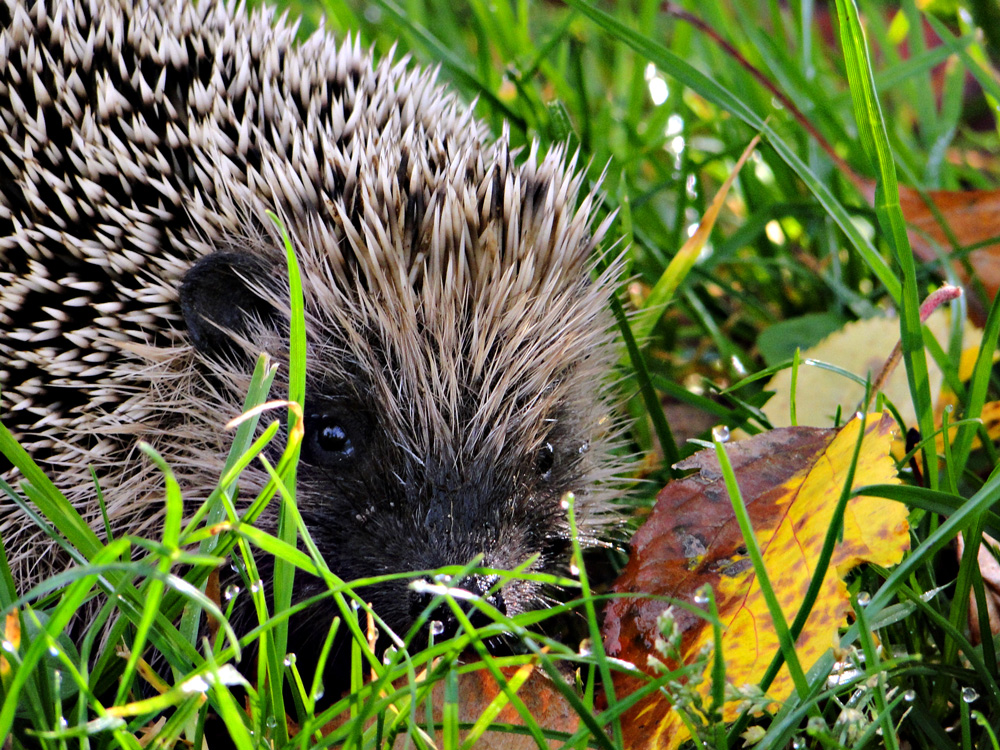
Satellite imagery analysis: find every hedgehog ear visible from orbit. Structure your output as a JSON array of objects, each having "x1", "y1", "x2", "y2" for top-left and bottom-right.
[{"x1": 180, "y1": 251, "x2": 283, "y2": 360}]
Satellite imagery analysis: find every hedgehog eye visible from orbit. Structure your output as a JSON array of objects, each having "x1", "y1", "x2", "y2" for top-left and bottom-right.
[
  {"x1": 305, "y1": 414, "x2": 356, "y2": 463},
  {"x1": 535, "y1": 442, "x2": 555, "y2": 479}
]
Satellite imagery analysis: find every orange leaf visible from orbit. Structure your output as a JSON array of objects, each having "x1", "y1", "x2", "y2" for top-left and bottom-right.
[
  {"x1": 320, "y1": 663, "x2": 578, "y2": 748},
  {"x1": 0, "y1": 610, "x2": 19, "y2": 682},
  {"x1": 858, "y1": 180, "x2": 1000, "y2": 323},
  {"x1": 603, "y1": 413, "x2": 909, "y2": 749}
]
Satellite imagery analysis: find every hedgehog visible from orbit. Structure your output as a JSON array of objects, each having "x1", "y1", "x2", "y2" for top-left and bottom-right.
[{"x1": 0, "y1": 0, "x2": 623, "y2": 691}]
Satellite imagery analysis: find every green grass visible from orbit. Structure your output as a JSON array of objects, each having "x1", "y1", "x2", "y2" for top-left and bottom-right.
[{"x1": 4, "y1": 0, "x2": 1000, "y2": 747}]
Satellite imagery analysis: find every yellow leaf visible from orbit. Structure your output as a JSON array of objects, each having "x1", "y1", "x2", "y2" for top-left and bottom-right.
[
  {"x1": 604, "y1": 413, "x2": 908, "y2": 749},
  {"x1": 761, "y1": 315, "x2": 983, "y2": 429}
]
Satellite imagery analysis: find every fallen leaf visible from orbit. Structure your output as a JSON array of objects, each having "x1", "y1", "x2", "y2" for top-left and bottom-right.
[
  {"x1": 0, "y1": 610, "x2": 19, "y2": 682},
  {"x1": 320, "y1": 661, "x2": 579, "y2": 749},
  {"x1": 856, "y1": 182, "x2": 1000, "y2": 324},
  {"x1": 603, "y1": 413, "x2": 908, "y2": 750},
  {"x1": 897, "y1": 186, "x2": 1000, "y2": 323},
  {"x1": 957, "y1": 533, "x2": 1000, "y2": 646},
  {"x1": 759, "y1": 314, "x2": 983, "y2": 430}
]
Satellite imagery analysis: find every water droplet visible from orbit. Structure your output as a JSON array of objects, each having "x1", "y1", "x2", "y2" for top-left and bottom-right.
[
  {"x1": 312, "y1": 688, "x2": 324, "y2": 702},
  {"x1": 963, "y1": 687, "x2": 978, "y2": 703},
  {"x1": 48, "y1": 646, "x2": 59, "y2": 657},
  {"x1": 265, "y1": 716, "x2": 278, "y2": 729},
  {"x1": 249, "y1": 579, "x2": 264, "y2": 594},
  {"x1": 180, "y1": 675, "x2": 210, "y2": 694},
  {"x1": 382, "y1": 646, "x2": 397, "y2": 665},
  {"x1": 283, "y1": 654, "x2": 296, "y2": 667},
  {"x1": 792, "y1": 738, "x2": 805, "y2": 749},
  {"x1": 569, "y1": 563, "x2": 580, "y2": 576},
  {"x1": 693, "y1": 587, "x2": 710, "y2": 605},
  {"x1": 903, "y1": 689, "x2": 916, "y2": 702},
  {"x1": 578, "y1": 441, "x2": 590, "y2": 455},
  {"x1": 856, "y1": 591, "x2": 871, "y2": 607},
  {"x1": 430, "y1": 620, "x2": 445, "y2": 636},
  {"x1": 712, "y1": 425, "x2": 730, "y2": 443},
  {"x1": 224, "y1": 584, "x2": 241, "y2": 601}
]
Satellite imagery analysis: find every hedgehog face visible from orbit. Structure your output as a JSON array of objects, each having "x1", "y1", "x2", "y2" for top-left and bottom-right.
[
  {"x1": 291, "y1": 387, "x2": 588, "y2": 638},
  {"x1": 182, "y1": 243, "x2": 610, "y2": 646}
]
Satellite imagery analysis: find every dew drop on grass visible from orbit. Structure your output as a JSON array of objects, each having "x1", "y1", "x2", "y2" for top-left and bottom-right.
[
  {"x1": 903, "y1": 690, "x2": 916, "y2": 702},
  {"x1": 180, "y1": 675, "x2": 211, "y2": 694},
  {"x1": 693, "y1": 587, "x2": 710, "y2": 605},
  {"x1": 224, "y1": 585, "x2": 241, "y2": 601},
  {"x1": 250, "y1": 579, "x2": 264, "y2": 594},
  {"x1": 792, "y1": 738, "x2": 805, "y2": 749},
  {"x1": 265, "y1": 717, "x2": 278, "y2": 729},
  {"x1": 712, "y1": 425, "x2": 730, "y2": 443},
  {"x1": 48, "y1": 646, "x2": 59, "y2": 657},
  {"x1": 856, "y1": 591, "x2": 871, "y2": 606},
  {"x1": 430, "y1": 620, "x2": 445, "y2": 636},
  {"x1": 1, "y1": 640, "x2": 14, "y2": 653},
  {"x1": 963, "y1": 687, "x2": 979, "y2": 703},
  {"x1": 312, "y1": 687, "x2": 324, "y2": 702},
  {"x1": 283, "y1": 654, "x2": 296, "y2": 667}
]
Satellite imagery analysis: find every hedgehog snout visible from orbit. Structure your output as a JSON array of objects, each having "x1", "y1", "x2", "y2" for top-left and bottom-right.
[{"x1": 408, "y1": 573, "x2": 506, "y2": 640}]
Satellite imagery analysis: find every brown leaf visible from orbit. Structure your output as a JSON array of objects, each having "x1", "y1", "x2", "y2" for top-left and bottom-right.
[
  {"x1": 320, "y1": 661, "x2": 579, "y2": 748},
  {"x1": 604, "y1": 414, "x2": 908, "y2": 749},
  {"x1": 958, "y1": 533, "x2": 1000, "y2": 646},
  {"x1": 858, "y1": 181, "x2": 1000, "y2": 323}
]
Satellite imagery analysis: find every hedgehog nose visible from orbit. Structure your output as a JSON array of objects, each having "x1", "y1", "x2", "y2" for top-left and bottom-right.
[{"x1": 408, "y1": 574, "x2": 506, "y2": 639}]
